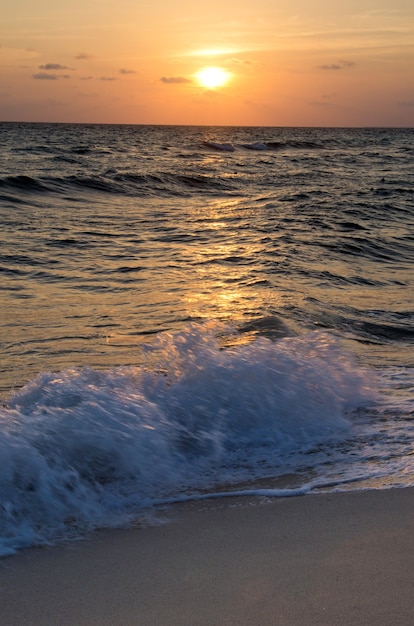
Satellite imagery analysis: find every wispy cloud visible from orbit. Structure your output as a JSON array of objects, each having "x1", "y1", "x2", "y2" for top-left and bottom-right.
[
  {"x1": 119, "y1": 68, "x2": 136, "y2": 75},
  {"x1": 318, "y1": 61, "x2": 356, "y2": 70},
  {"x1": 100, "y1": 76, "x2": 117, "y2": 81},
  {"x1": 39, "y1": 63, "x2": 73, "y2": 71},
  {"x1": 33, "y1": 73, "x2": 71, "y2": 80},
  {"x1": 309, "y1": 93, "x2": 337, "y2": 106},
  {"x1": 397, "y1": 100, "x2": 414, "y2": 107},
  {"x1": 75, "y1": 53, "x2": 93, "y2": 60},
  {"x1": 318, "y1": 64, "x2": 342, "y2": 70},
  {"x1": 188, "y1": 47, "x2": 241, "y2": 57},
  {"x1": 160, "y1": 76, "x2": 192, "y2": 84},
  {"x1": 231, "y1": 58, "x2": 254, "y2": 65},
  {"x1": 33, "y1": 73, "x2": 58, "y2": 80}
]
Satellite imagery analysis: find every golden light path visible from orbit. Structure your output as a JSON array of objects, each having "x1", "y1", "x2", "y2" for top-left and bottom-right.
[{"x1": 195, "y1": 66, "x2": 231, "y2": 89}]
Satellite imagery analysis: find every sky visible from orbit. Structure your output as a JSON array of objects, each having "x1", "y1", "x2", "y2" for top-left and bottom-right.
[{"x1": 1, "y1": 0, "x2": 413, "y2": 126}]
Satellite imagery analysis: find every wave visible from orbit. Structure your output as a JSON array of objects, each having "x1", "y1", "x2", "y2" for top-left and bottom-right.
[
  {"x1": 201, "y1": 140, "x2": 328, "y2": 152},
  {"x1": 0, "y1": 323, "x2": 375, "y2": 555},
  {"x1": 320, "y1": 236, "x2": 414, "y2": 264},
  {"x1": 0, "y1": 175, "x2": 51, "y2": 193},
  {"x1": 0, "y1": 170, "x2": 238, "y2": 199},
  {"x1": 202, "y1": 141, "x2": 236, "y2": 152},
  {"x1": 265, "y1": 140, "x2": 325, "y2": 150}
]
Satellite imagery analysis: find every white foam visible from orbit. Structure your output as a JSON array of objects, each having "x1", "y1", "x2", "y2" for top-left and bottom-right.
[{"x1": 0, "y1": 323, "x2": 376, "y2": 555}]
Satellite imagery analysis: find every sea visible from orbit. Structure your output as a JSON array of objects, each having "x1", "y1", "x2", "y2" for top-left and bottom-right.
[{"x1": 0, "y1": 122, "x2": 413, "y2": 556}]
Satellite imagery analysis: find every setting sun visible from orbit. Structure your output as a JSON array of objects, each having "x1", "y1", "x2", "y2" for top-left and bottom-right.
[{"x1": 195, "y1": 67, "x2": 231, "y2": 89}]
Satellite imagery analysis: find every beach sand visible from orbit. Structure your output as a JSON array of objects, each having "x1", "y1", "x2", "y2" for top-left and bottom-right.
[{"x1": 1, "y1": 488, "x2": 413, "y2": 625}]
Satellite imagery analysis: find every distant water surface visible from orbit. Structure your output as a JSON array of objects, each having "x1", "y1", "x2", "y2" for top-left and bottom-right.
[{"x1": 0, "y1": 123, "x2": 413, "y2": 555}]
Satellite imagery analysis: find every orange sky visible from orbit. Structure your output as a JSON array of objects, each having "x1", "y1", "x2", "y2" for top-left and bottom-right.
[{"x1": 1, "y1": 0, "x2": 413, "y2": 126}]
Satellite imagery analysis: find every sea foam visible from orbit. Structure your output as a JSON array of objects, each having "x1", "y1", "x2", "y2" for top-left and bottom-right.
[{"x1": 0, "y1": 323, "x2": 374, "y2": 555}]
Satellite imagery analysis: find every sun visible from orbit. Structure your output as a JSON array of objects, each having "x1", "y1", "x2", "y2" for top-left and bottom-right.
[{"x1": 195, "y1": 67, "x2": 230, "y2": 89}]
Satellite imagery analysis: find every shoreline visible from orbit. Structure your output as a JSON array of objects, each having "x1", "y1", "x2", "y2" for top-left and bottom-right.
[{"x1": 1, "y1": 487, "x2": 414, "y2": 625}]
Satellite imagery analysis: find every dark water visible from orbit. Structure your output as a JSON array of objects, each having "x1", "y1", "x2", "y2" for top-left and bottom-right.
[{"x1": 0, "y1": 123, "x2": 413, "y2": 555}]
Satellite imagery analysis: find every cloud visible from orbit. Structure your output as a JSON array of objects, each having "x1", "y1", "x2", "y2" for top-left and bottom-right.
[
  {"x1": 39, "y1": 63, "x2": 73, "y2": 70},
  {"x1": 187, "y1": 46, "x2": 247, "y2": 58},
  {"x1": 398, "y1": 100, "x2": 414, "y2": 107},
  {"x1": 33, "y1": 73, "x2": 58, "y2": 80},
  {"x1": 243, "y1": 98, "x2": 271, "y2": 110},
  {"x1": 160, "y1": 76, "x2": 192, "y2": 84},
  {"x1": 308, "y1": 93, "x2": 336, "y2": 107},
  {"x1": 318, "y1": 64, "x2": 342, "y2": 70},
  {"x1": 233, "y1": 59, "x2": 253, "y2": 65},
  {"x1": 119, "y1": 68, "x2": 136, "y2": 75},
  {"x1": 75, "y1": 53, "x2": 93, "y2": 60},
  {"x1": 33, "y1": 73, "x2": 71, "y2": 80},
  {"x1": 318, "y1": 60, "x2": 356, "y2": 70},
  {"x1": 100, "y1": 76, "x2": 117, "y2": 81},
  {"x1": 79, "y1": 76, "x2": 94, "y2": 81},
  {"x1": 0, "y1": 45, "x2": 39, "y2": 61}
]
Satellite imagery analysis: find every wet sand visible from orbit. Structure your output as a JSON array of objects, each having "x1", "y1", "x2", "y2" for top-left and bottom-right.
[{"x1": 1, "y1": 488, "x2": 414, "y2": 625}]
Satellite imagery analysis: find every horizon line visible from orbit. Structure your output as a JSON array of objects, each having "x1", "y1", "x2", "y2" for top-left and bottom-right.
[{"x1": 1, "y1": 120, "x2": 413, "y2": 130}]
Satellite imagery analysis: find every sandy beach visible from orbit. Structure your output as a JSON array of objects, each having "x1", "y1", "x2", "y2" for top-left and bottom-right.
[{"x1": 1, "y1": 487, "x2": 413, "y2": 625}]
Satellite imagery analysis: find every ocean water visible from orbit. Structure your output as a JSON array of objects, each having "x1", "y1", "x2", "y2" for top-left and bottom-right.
[{"x1": 0, "y1": 122, "x2": 413, "y2": 556}]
